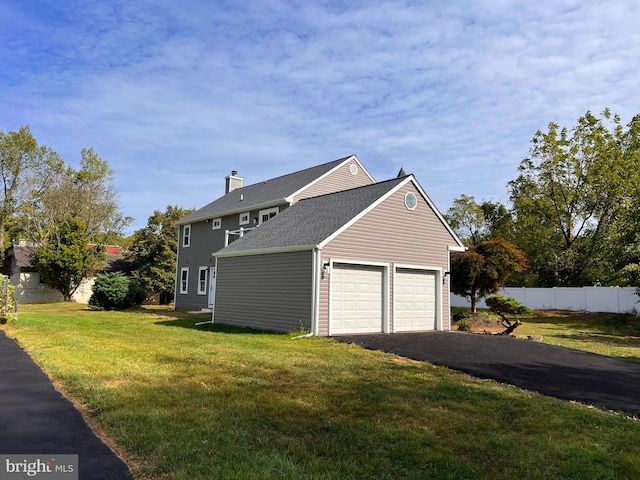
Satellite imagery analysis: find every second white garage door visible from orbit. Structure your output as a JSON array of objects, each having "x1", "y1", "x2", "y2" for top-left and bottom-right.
[
  {"x1": 330, "y1": 263, "x2": 384, "y2": 334},
  {"x1": 394, "y1": 268, "x2": 437, "y2": 331}
]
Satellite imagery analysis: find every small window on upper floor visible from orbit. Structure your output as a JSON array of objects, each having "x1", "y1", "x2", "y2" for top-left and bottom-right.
[
  {"x1": 258, "y1": 207, "x2": 279, "y2": 225},
  {"x1": 182, "y1": 224, "x2": 191, "y2": 247},
  {"x1": 212, "y1": 218, "x2": 222, "y2": 230},
  {"x1": 405, "y1": 192, "x2": 417, "y2": 211},
  {"x1": 239, "y1": 212, "x2": 250, "y2": 225}
]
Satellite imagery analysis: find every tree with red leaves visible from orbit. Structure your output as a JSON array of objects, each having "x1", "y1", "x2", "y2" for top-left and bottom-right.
[{"x1": 451, "y1": 238, "x2": 528, "y2": 313}]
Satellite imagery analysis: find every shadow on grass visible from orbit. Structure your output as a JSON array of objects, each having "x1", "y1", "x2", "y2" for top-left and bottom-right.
[
  {"x1": 547, "y1": 331, "x2": 640, "y2": 352},
  {"x1": 525, "y1": 311, "x2": 640, "y2": 336},
  {"x1": 153, "y1": 317, "x2": 281, "y2": 335}
]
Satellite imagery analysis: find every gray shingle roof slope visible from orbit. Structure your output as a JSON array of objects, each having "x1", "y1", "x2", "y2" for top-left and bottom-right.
[
  {"x1": 7, "y1": 245, "x2": 135, "y2": 273},
  {"x1": 217, "y1": 176, "x2": 408, "y2": 254},
  {"x1": 12, "y1": 245, "x2": 38, "y2": 270},
  {"x1": 177, "y1": 155, "x2": 357, "y2": 225}
]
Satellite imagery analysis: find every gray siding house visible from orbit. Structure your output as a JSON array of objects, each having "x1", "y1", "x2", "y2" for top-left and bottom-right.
[
  {"x1": 175, "y1": 155, "x2": 464, "y2": 335},
  {"x1": 174, "y1": 155, "x2": 375, "y2": 311}
]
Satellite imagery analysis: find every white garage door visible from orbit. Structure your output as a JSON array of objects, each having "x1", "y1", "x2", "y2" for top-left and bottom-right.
[
  {"x1": 330, "y1": 263, "x2": 384, "y2": 334},
  {"x1": 394, "y1": 268, "x2": 437, "y2": 331}
]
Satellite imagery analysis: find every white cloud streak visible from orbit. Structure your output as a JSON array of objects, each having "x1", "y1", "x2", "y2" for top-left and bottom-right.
[{"x1": 0, "y1": 0, "x2": 638, "y2": 233}]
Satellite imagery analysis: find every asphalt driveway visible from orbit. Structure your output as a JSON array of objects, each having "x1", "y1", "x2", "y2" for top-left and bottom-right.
[
  {"x1": 0, "y1": 331, "x2": 133, "y2": 480},
  {"x1": 335, "y1": 331, "x2": 640, "y2": 415}
]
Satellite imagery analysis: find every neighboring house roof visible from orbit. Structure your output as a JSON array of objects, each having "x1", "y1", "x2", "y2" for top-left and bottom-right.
[
  {"x1": 5, "y1": 244, "x2": 136, "y2": 274},
  {"x1": 176, "y1": 154, "x2": 373, "y2": 225},
  {"x1": 103, "y1": 251, "x2": 138, "y2": 274},
  {"x1": 11, "y1": 244, "x2": 39, "y2": 272}
]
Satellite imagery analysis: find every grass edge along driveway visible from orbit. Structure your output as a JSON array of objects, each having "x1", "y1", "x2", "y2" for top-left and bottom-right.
[{"x1": 3, "y1": 303, "x2": 640, "y2": 480}]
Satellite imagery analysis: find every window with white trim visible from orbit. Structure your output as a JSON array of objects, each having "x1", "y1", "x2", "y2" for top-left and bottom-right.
[
  {"x1": 239, "y1": 212, "x2": 250, "y2": 225},
  {"x1": 405, "y1": 192, "x2": 417, "y2": 210},
  {"x1": 182, "y1": 224, "x2": 191, "y2": 247},
  {"x1": 258, "y1": 207, "x2": 279, "y2": 225},
  {"x1": 197, "y1": 267, "x2": 208, "y2": 295},
  {"x1": 211, "y1": 218, "x2": 221, "y2": 230},
  {"x1": 180, "y1": 267, "x2": 189, "y2": 294}
]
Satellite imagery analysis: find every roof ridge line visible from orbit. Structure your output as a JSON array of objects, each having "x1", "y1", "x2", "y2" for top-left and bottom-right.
[{"x1": 297, "y1": 174, "x2": 411, "y2": 202}]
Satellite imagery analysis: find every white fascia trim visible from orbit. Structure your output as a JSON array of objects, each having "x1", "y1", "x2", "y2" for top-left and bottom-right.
[
  {"x1": 449, "y1": 245, "x2": 467, "y2": 252},
  {"x1": 311, "y1": 247, "x2": 322, "y2": 336},
  {"x1": 318, "y1": 176, "x2": 414, "y2": 248},
  {"x1": 284, "y1": 154, "x2": 376, "y2": 203},
  {"x1": 215, "y1": 244, "x2": 317, "y2": 258},
  {"x1": 410, "y1": 178, "x2": 466, "y2": 250}
]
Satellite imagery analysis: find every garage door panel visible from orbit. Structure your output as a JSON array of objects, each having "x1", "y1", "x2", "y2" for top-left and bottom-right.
[
  {"x1": 395, "y1": 268, "x2": 437, "y2": 332},
  {"x1": 331, "y1": 264, "x2": 384, "y2": 334}
]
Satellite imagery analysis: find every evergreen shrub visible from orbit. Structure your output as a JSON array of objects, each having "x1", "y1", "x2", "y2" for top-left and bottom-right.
[{"x1": 89, "y1": 272, "x2": 144, "y2": 310}]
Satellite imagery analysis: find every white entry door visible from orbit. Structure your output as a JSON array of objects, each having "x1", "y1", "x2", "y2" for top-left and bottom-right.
[
  {"x1": 208, "y1": 266, "x2": 216, "y2": 308},
  {"x1": 330, "y1": 263, "x2": 384, "y2": 334}
]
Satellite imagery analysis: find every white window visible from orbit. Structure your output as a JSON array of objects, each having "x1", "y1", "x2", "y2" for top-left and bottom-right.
[
  {"x1": 197, "y1": 267, "x2": 208, "y2": 295},
  {"x1": 239, "y1": 212, "x2": 250, "y2": 225},
  {"x1": 258, "y1": 207, "x2": 279, "y2": 225},
  {"x1": 180, "y1": 267, "x2": 189, "y2": 294},
  {"x1": 182, "y1": 224, "x2": 191, "y2": 247},
  {"x1": 405, "y1": 192, "x2": 417, "y2": 211},
  {"x1": 211, "y1": 218, "x2": 221, "y2": 230}
]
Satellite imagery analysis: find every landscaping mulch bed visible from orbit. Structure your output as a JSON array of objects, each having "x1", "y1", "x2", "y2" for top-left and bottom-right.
[{"x1": 464, "y1": 313, "x2": 504, "y2": 333}]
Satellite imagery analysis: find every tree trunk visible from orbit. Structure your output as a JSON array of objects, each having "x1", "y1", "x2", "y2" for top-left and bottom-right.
[
  {"x1": 496, "y1": 311, "x2": 522, "y2": 335},
  {"x1": 471, "y1": 287, "x2": 477, "y2": 313}
]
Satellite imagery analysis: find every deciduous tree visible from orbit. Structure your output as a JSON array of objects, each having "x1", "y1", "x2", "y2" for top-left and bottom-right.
[
  {"x1": 450, "y1": 238, "x2": 528, "y2": 313},
  {"x1": 33, "y1": 218, "x2": 105, "y2": 301},
  {"x1": 128, "y1": 205, "x2": 195, "y2": 304},
  {"x1": 0, "y1": 125, "x2": 63, "y2": 255},
  {"x1": 509, "y1": 109, "x2": 640, "y2": 286},
  {"x1": 445, "y1": 195, "x2": 514, "y2": 246},
  {"x1": 18, "y1": 147, "x2": 131, "y2": 244}
]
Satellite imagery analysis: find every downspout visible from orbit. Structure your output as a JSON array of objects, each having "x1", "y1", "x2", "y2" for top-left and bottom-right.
[
  {"x1": 313, "y1": 247, "x2": 321, "y2": 336},
  {"x1": 293, "y1": 246, "x2": 320, "y2": 339}
]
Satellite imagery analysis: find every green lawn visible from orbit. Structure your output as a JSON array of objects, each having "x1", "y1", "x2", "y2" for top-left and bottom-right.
[
  {"x1": 3, "y1": 303, "x2": 640, "y2": 480},
  {"x1": 518, "y1": 310, "x2": 640, "y2": 361}
]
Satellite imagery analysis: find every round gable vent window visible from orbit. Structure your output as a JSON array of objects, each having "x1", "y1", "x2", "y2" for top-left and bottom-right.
[
  {"x1": 349, "y1": 164, "x2": 358, "y2": 175},
  {"x1": 405, "y1": 192, "x2": 417, "y2": 210}
]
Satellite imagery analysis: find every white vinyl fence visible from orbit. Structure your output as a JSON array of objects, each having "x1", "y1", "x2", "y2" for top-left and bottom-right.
[{"x1": 451, "y1": 286, "x2": 639, "y2": 314}]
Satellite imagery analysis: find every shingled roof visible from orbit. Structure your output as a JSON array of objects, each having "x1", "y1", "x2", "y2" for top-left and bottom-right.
[
  {"x1": 216, "y1": 176, "x2": 410, "y2": 255},
  {"x1": 10, "y1": 244, "x2": 39, "y2": 271},
  {"x1": 5, "y1": 244, "x2": 136, "y2": 274},
  {"x1": 176, "y1": 155, "x2": 363, "y2": 225}
]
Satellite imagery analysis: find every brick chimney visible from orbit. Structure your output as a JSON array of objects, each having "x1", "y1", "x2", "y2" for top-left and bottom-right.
[{"x1": 225, "y1": 170, "x2": 243, "y2": 194}]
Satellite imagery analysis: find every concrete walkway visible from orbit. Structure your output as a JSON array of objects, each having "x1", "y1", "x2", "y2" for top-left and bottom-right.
[
  {"x1": 0, "y1": 331, "x2": 133, "y2": 479},
  {"x1": 335, "y1": 331, "x2": 640, "y2": 415}
]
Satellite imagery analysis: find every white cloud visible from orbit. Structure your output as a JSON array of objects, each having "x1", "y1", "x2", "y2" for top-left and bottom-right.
[{"x1": 0, "y1": 0, "x2": 638, "y2": 232}]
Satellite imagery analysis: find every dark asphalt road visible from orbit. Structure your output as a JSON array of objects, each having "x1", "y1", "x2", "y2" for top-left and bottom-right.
[
  {"x1": 0, "y1": 331, "x2": 133, "y2": 480},
  {"x1": 335, "y1": 331, "x2": 640, "y2": 415}
]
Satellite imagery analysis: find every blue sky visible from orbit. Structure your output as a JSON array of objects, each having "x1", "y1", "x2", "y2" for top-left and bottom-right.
[{"x1": 1, "y1": 0, "x2": 639, "y2": 235}]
